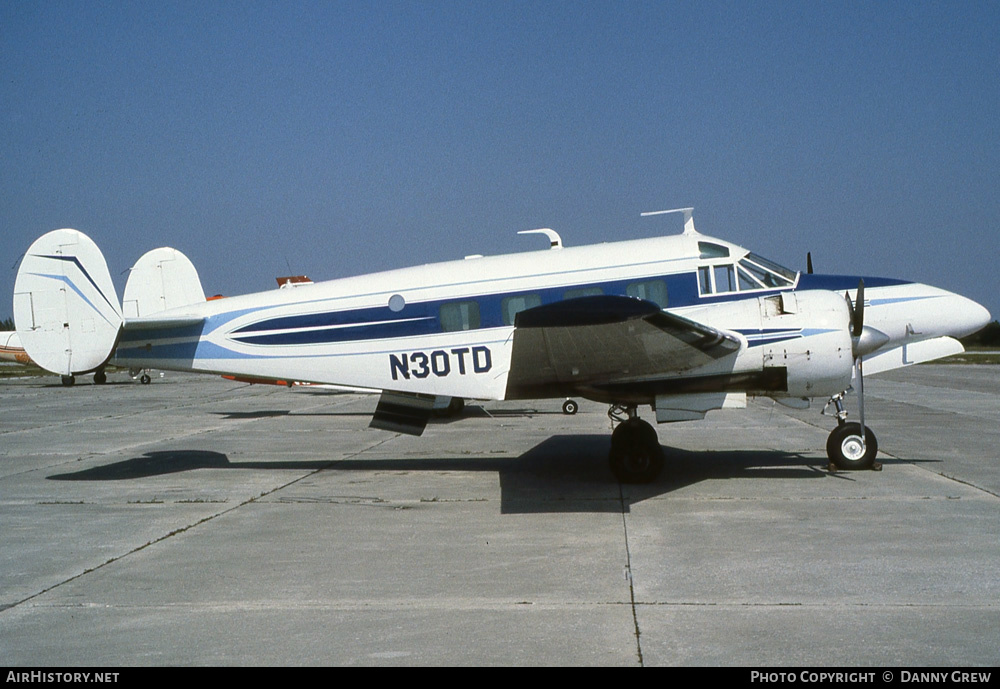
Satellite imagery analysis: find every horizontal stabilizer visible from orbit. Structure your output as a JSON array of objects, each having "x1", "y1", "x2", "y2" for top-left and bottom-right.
[
  {"x1": 123, "y1": 315, "x2": 207, "y2": 330},
  {"x1": 369, "y1": 390, "x2": 436, "y2": 436}
]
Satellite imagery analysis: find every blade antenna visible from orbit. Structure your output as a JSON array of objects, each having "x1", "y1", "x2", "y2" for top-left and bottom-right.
[{"x1": 641, "y1": 207, "x2": 697, "y2": 235}]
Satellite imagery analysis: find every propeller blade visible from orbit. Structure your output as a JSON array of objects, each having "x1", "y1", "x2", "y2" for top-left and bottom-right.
[
  {"x1": 852, "y1": 279, "x2": 865, "y2": 338},
  {"x1": 851, "y1": 278, "x2": 869, "y2": 450},
  {"x1": 806, "y1": 252, "x2": 813, "y2": 274}
]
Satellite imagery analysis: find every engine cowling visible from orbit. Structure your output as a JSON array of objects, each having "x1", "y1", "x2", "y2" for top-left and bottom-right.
[{"x1": 757, "y1": 290, "x2": 853, "y2": 398}]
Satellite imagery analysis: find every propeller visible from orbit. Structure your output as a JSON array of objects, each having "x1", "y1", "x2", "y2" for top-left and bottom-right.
[
  {"x1": 843, "y1": 279, "x2": 889, "y2": 450},
  {"x1": 845, "y1": 280, "x2": 866, "y2": 445}
]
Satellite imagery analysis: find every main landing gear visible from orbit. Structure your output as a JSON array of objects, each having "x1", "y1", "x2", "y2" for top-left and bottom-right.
[
  {"x1": 607, "y1": 405, "x2": 663, "y2": 483},
  {"x1": 824, "y1": 393, "x2": 880, "y2": 471},
  {"x1": 129, "y1": 368, "x2": 153, "y2": 385},
  {"x1": 60, "y1": 367, "x2": 108, "y2": 387}
]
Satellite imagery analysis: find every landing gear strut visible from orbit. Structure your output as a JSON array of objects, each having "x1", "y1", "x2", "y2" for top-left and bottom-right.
[
  {"x1": 824, "y1": 393, "x2": 880, "y2": 471},
  {"x1": 608, "y1": 405, "x2": 663, "y2": 483}
]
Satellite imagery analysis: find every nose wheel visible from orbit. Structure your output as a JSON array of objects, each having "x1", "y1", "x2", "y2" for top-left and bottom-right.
[
  {"x1": 827, "y1": 422, "x2": 879, "y2": 471},
  {"x1": 824, "y1": 393, "x2": 881, "y2": 471}
]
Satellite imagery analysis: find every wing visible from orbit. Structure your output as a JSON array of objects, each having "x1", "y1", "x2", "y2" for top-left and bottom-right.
[{"x1": 504, "y1": 295, "x2": 742, "y2": 399}]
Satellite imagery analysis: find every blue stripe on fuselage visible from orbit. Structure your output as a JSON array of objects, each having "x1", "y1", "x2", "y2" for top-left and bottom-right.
[
  {"x1": 795, "y1": 274, "x2": 911, "y2": 291},
  {"x1": 128, "y1": 270, "x2": 914, "y2": 352}
]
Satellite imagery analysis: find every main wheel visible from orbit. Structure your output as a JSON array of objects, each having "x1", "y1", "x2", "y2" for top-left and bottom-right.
[
  {"x1": 140, "y1": 374, "x2": 151, "y2": 385},
  {"x1": 609, "y1": 418, "x2": 663, "y2": 483},
  {"x1": 562, "y1": 399, "x2": 578, "y2": 415},
  {"x1": 94, "y1": 370, "x2": 107, "y2": 385},
  {"x1": 826, "y1": 423, "x2": 878, "y2": 470}
]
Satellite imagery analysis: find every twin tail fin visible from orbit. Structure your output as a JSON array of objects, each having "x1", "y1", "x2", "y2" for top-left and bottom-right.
[{"x1": 14, "y1": 229, "x2": 204, "y2": 376}]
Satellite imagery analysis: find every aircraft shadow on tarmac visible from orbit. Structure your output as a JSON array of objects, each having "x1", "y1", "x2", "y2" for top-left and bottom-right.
[
  {"x1": 45, "y1": 435, "x2": 858, "y2": 514},
  {"x1": 208, "y1": 405, "x2": 561, "y2": 424}
]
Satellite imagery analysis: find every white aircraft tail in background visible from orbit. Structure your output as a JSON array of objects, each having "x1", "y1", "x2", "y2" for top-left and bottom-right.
[{"x1": 13, "y1": 214, "x2": 991, "y2": 482}]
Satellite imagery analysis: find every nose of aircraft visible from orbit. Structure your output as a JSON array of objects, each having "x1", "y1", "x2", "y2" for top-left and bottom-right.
[
  {"x1": 956, "y1": 294, "x2": 993, "y2": 338},
  {"x1": 925, "y1": 288, "x2": 992, "y2": 340},
  {"x1": 863, "y1": 282, "x2": 991, "y2": 346}
]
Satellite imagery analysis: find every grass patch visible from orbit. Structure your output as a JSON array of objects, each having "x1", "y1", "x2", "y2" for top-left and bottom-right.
[
  {"x1": 0, "y1": 362, "x2": 51, "y2": 379},
  {"x1": 938, "y1": 351, "x2": 1000, "y2": 365}
]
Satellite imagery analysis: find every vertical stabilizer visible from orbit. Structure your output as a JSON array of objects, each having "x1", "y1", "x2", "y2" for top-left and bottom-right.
[
  {"x1": 13, "y1": 229, "x2": 123, "y2": 375},
  {"x1": 123, "y1": 247, "x2": 206, "y2": 318}
]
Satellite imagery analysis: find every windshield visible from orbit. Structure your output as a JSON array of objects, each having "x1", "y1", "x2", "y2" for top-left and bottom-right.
[
  {"x1": 737, "y1": 253, "x2": 797, "y2": 288},
  {"x1": 698, "y1": 250, "x2": 798, "y2": 296}
]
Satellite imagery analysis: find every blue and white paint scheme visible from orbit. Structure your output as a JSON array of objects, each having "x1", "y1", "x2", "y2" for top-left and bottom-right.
[{"x1": 13, "y1": 210, "x2": 991, "y2": 481}]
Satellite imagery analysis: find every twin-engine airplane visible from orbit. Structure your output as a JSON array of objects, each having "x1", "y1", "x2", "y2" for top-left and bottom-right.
[{"x1": 13, "y1": 209, "x2": 990, "y2": 482}]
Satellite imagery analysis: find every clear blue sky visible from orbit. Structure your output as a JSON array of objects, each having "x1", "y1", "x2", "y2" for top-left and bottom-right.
[{"x1": 3, "y1": 1, "x2": 998, "y2": 321}]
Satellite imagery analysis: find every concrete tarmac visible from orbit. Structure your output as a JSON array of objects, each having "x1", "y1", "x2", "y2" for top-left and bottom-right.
[{"x1": 1, "y1": 366, "x2": 997, "y2": 666}]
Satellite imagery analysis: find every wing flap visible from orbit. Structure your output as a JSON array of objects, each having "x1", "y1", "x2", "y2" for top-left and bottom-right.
[{"x1": 369, "y1": 390, "x2": 436, "y2": 436}]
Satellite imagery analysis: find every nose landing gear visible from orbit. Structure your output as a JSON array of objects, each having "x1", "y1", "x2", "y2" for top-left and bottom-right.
[{"x1": 824, "y1": 393, "x2": 881, "y2": 471}]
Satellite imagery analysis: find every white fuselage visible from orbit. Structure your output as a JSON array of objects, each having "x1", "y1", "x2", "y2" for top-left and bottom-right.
[{"x1": 112, "y1": 231, "x2": 990, "y2": 405}]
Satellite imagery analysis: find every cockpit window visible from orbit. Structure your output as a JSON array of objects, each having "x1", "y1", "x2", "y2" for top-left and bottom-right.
[
  {"x1": 737, "y1": 265, "x2": 760, "y2": 291},
  {"x1": 742, "y1": 253, "x2": 796, "y2": 284},
  {"x1": 714, "y1": 265, "x2": 736, "y2": 292},
  {"x1": 699, "y1": 253, "x2": 797, "y2": 296},
  {"x1": 699, "y1": 264, "x2": 738, "y2": 295}
]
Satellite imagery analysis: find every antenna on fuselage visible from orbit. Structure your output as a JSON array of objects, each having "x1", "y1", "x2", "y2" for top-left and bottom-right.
[
  {"x1": 518, "y1": 228, "x2": 564, "y2": 250},
  {"x1": 641, "y1": 207, "x2": 697, "y2": 235}
]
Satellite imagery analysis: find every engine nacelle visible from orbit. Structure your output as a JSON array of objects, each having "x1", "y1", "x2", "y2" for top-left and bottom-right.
[{"x1": 757, "y1": 290, "x2": 853, "y2": 398}]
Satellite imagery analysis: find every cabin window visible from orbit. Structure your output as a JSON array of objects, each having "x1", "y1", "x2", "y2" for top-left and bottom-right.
[
  {"x1": 440, "y1": 301, "x2": 481, "y2": 331},
  {"x1": 626, "y1": 280, "x2": 668, "y2": 308},
  {"x1": 563, "y1": 286, "x2": 603, "y2": 300},
  {"x1": 501, "y1": 294, "x2": 542, "y2": 326},
  {"x1": 698, "y1": 242, "x2": 730, "y2": 259}
]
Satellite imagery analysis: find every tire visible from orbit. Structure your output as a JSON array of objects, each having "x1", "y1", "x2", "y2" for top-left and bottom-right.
[
  {"x1": 562, "y1": 399, "x2": 578, "y2": 415},
  {"x1": 140, "y1": 374, "x2": 151, "y2": 385},
  {"x1": 94, "y1": 370, "x2": 107, "y2": 385},
  {"x1": 826, "y1": 423, "x2": 878, "y2": 470},
  {"x1": 609, "y1": 418, "x2": 663, "y2": 483},
  {"x1": 60, "y1": 375, "x2": 75, "y2": 387}
]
